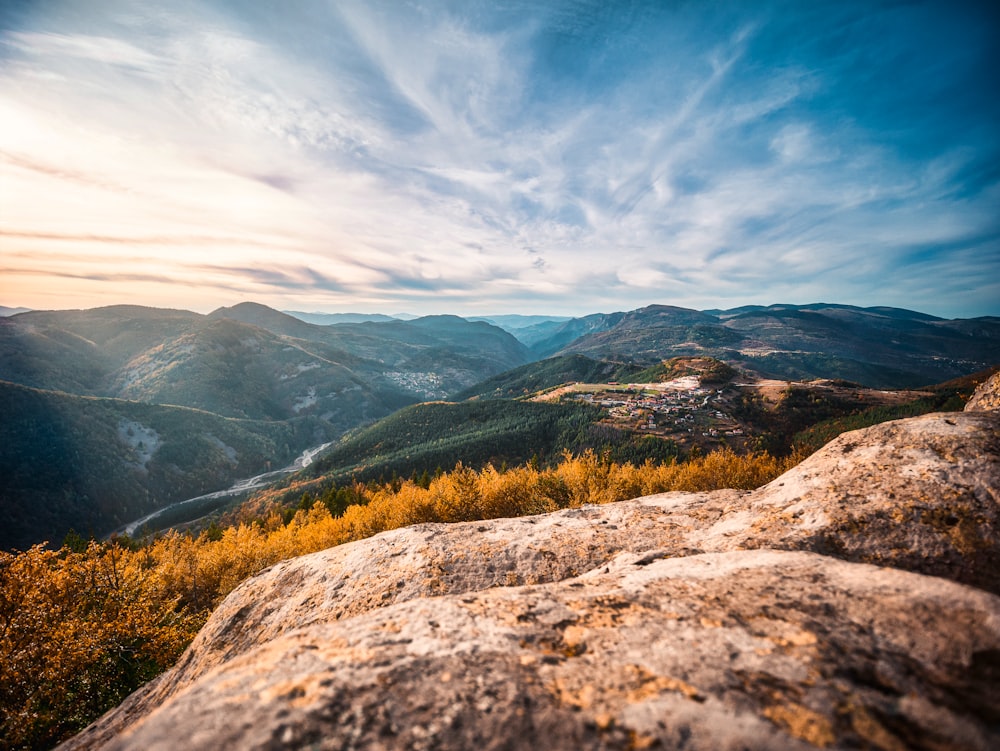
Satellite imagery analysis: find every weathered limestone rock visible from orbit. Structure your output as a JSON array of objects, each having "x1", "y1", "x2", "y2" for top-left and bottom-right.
[
  {"x1": 62, "y1": 407, "x2": 1000, "y2": 750},
  {"x1": 101, "y1": 552, "x2": 1000, "y2": 751},
  {"x1": 737, "y1": 411, "x2": 1000, "y2": 592},
  {"x1": 966, "y1": 370, "x2": 1000, "y2": 412}
]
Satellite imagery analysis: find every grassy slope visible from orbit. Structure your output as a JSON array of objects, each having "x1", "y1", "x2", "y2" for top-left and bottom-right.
[{"x1": 791, "y1": 366, "x2": 997, "y2": 452}]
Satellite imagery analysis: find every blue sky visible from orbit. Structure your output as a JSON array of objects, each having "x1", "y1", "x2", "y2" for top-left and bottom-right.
[{"x1": 1, "y1": 0, "x2": 998, "y2": 318}]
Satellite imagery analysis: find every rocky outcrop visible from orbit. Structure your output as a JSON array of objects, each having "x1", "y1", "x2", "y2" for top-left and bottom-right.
[
  {"x1": 63, "y1": 406, "x2": 1000, "y2": 751},
  {"x1": 966, "y1": 370, "x2": 1000, "y2": 412},
  {"x1": 91, "y1": 550, "x2": 1000, "y2": 751}
]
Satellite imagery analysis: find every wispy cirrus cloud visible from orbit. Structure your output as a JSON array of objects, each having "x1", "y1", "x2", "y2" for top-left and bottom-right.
[{"x1": 3, "y1": 29, "x2": 164, "y2": 72}]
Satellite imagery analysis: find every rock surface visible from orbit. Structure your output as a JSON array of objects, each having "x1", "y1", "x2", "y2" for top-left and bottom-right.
[
  {"x1": 63, "y1": 407, "x2": 1000, "y2": 751},
  {"x1": 966, "y1": 370, "x2": 1000, "y2": 412},
  {"x1": 101, "y1": 551, "x2": 1000, "y2": 751}
]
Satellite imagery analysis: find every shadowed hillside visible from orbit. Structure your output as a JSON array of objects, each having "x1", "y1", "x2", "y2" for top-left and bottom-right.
[{"x1": 0, "y1": 380, "x2": 331, "y2": 550}]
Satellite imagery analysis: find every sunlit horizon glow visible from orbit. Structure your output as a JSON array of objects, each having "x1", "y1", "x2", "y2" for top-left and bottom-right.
[{"x1": 1, "y1": 1, "x2": 998, "y2": 319}]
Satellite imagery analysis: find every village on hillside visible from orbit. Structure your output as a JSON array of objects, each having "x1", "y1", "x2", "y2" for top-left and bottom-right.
[
  {"x1": 534, "y1": 376, "x2": 751, "y2": 450},
  {"x1": 531, "y1": 367, "x2": 936, "y2": 454}
]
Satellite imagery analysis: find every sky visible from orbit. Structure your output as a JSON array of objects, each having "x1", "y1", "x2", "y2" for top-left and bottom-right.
[{"x1": 1, "y1": 0, "x2": 998, "y2": 319}]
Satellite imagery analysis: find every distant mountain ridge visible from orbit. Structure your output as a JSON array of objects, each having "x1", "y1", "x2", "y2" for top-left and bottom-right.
[
  {"x1": 3, "y1": 299, "x2": 996, "y2": 396},
  {"x1": 0, "y1": 302, "x2": 530, "y2": 416},
  {"x1": 703, "y1": 302, "x2": 946, "y2": 322},
  {"x1": 283, "y1": 311, "x2": 398, "y2": 325},
  {"x1": 548, "y1": 303, "x2": 999, "y2": 387},
  {"x1": 465, "y1": 314, "x2": 573, "y2": 334}
]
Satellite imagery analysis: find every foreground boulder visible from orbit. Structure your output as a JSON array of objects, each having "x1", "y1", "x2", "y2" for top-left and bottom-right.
[
  {"x1": 63, "y1": 403, "x2": 1000, "y2": 750},
  {"x1": 100, "y1": 551, "x2": 1000, "y2": 751}
]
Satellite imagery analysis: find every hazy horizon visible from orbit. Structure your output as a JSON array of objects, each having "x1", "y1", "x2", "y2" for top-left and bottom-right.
[
  {"x1": 2, "y1": 1, "x2": 998, "y2": 319},
  {"x1": 1, "y1": 297, "x2": 988, "y2": 323}
]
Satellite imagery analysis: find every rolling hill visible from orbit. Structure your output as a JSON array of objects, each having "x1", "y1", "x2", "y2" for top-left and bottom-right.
[
  {"x1": 303, "y1": 399, "x2": 607, "y2": 483},
  {"x1": 109, "y1": 317, "x2": 397, "y2": 426},
  {"x1": 202, "y1": 304, "x2": 531, "y2": 399},
  {"x1": 453, "y1": 354, "x2": 646, "y2": 400},
  {"x1": 0, "y1": 306, "x2": 200, "y2": 394}
]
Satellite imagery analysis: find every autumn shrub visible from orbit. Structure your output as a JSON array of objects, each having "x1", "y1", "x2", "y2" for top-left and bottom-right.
[
  {"x1": 661, "y1": 447, "x2": 788, "y2": 491},
  {"x1": 0, "y1": 543, "x2": 198, "y2": 750},
  {"x1": 479, "y1": 465, "x2": 558, "y2": 519}
]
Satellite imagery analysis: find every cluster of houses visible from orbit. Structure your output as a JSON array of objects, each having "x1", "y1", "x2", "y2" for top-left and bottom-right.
[
  {"x1": 384, "y1": 370, "x2": 447, "y2": 399},
  {"x1": 567, "y1": 384, "x2": 746, "y2": 443}
]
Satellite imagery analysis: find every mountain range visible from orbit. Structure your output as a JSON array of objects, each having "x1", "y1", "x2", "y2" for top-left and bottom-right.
[
  {"x1": 521, "y1": 303, "x2": 999, "y2": 387},
  {"x1": 1, "y1": 299, "x2": 997, "y2": 549},
  {"x1": 0, "y1": 302, "x2": 529, "y2": 418},
  {"x1": 0, "y1": 303, "x2": 529, "y2": 548}
]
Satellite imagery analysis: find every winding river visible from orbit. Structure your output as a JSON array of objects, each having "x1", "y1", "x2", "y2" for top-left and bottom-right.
[{"x1": 120, "y1": 442, "x2": 332, "y2": 537}]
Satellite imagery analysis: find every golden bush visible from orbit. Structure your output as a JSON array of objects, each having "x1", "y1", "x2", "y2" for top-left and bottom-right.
[{"x1": 0, "y1": 543, "x2": 197, "y2": 750}]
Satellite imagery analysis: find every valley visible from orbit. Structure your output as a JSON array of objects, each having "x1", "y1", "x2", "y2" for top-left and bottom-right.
[
  {"x1": 0, "y1": 379, "x2": 333, "y2": 551},
  {"x1": 120, "y1": 440, "x2": 332, "y2": 537}
]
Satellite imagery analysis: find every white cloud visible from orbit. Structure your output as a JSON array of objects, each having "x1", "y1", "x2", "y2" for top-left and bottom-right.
[{"x1": 3, "y1": 30, "x2": 163, "y2": 72}]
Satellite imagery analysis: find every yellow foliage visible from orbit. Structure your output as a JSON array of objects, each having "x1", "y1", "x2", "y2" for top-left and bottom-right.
[{"x1": 0, "y1": 543, "x2": 198, "y2": 750}]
